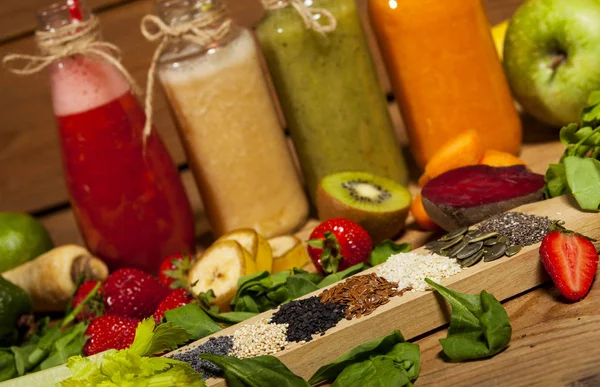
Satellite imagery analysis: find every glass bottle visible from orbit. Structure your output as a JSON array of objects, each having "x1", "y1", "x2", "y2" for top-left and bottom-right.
[
  {"x1": 155, "y1": 0, "x2": 308, "y2": 238},
  {"x1": 256, "y1": 0, "x2": 409, "y2": 203},
  {"x1": 368, "y1": 0, "x2": 522, "y2": 168},
  {"x1": 37, "y1": 1, "x2": 196, "y2": 274}
]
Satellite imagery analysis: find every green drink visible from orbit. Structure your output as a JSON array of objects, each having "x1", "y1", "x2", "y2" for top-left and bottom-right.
[{"x1": 256, "y1": 0, "x2": 408, "y2": 203}]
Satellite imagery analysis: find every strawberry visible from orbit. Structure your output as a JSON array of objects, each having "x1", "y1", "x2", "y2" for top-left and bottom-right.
[
  {"x1": 153, "y1": 288, "x2": 194, "y2": 323},
  {"x1": 84, "y1": 315, "x2": 139, "y2": 356},
  {"x1": 539, "y1": 228, "x2": 599, "y2": 301},
  {"x1": 307, "y1": 218, "x2": 373, "y2": 275},
  {"x1": 104, "y1": 268, "x2": 170, "y2": 319},
  {"x1": 158, "y1": 253, "x2": 193, "y2": 289},
  {"x1": 72, "y1": 280, "x2": 104, "y2": 322}
]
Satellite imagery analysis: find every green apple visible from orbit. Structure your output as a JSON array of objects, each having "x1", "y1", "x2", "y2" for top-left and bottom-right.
[{"x1": 503, "y1": 0, "x2": 600, "y2": 127}]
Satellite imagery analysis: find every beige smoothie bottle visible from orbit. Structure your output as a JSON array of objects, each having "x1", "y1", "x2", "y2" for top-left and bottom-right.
[{"x1": 154, "y1": 0, "x2": 308, "y2": 238}]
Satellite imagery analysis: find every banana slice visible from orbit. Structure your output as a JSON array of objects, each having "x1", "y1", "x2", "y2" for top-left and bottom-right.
[
  {"x1": 268, "y1": 235, "x2": 310, "y2": 273},
  {"x1": 188, "y1": 240, "x2": 255, "y2": 309},
  {"x1": 216, "y1": 229, "x2": 273, "y2": 273}
]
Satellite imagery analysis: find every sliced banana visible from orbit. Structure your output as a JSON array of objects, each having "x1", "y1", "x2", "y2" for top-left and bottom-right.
[
  {"x1": 216, "y1": 229, "x2": 273, "y2": 273},
  {"x1": 268, "y1": 235, "x2": 309, "y2": 273},
  {"x1": 188, "y1": 240, "x2": 255, "y2": 309}
]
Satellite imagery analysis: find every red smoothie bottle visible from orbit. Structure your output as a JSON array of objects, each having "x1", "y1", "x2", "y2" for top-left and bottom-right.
[{"x1": 37, "y1": 1, "x2": 195, "y2": 273}]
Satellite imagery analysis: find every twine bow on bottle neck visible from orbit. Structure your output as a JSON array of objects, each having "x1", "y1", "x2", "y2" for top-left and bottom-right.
[
  {"x1": 140, "y1": 8, "x2": 232, "y2": 140},
  {"x1": 2, "y1": 16, "x2": 141, "y2": 96},
  {"x1": 261, "y1": 0, "x2": 337, "y2": 34}
]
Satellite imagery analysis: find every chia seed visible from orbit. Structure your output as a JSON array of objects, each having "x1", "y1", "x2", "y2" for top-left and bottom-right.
[
  {"x1": 270, "y1": 296, "x2": 346, "y2": 342},
  {"x1": 475, "y1": 212, "x2": 555, "y2": 246},
  {"x1": 168, "y1": 335, "x2": 233, "y2": 379}
]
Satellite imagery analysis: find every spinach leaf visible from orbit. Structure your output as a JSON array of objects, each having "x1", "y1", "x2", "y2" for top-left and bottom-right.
[
  {"x1": 331, "y1": 357, "x2": 412, "y2": 387},
  {"x1": 425, "y1": 279, "x2": 512, "y2": 361},
  {"x1": 286, "y1": 275, "x2": 319, "y2": 299},
  {"x1": 564, "y1": 156, "x2": 600, "y2": 211},
  {"x1": 544, "y1": 163, "x2": 570, "y2": 198},
  {"x1": 317, "y1": 263, "x2": 367, "y2": 288},
  {"x1": 205, "y1": 310, "x2": 258, "y2": 325},
  {"x1": 0, "y1": 349, "x2": 16, "y2": 382},
  {"x1": 165, "y1": 303, "x2": 221, "y2": 340},
  {"x1": 292, "y1": 268, "x2": 324, "y2": 285},
  {"x1": 198, "y1": 354, "x2": 309, "y2": 387},
  {"x1": 308, "y1": 330, "x2": 406, "y2": 385},
  {"x1": 369, "y1": 241, "x2": 411, "y2": 266}
]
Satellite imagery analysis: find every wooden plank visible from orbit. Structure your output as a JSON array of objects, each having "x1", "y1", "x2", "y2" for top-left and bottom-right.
[
  {"x1": 158, "y1": 194, "x2": 599, "y2": 385},
  {"x1": 416, "y1": 281, "x2": 600, "y2": 386}
]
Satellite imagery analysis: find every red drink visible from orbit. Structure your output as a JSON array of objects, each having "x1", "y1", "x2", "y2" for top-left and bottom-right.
[{"x1": 51, "y1": 55, "x2": 195, "y2": 273}]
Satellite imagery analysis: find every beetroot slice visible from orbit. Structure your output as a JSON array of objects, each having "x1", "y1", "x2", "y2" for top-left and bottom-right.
[{"x1": 421, "y1": 165, "x2": 545, "y2": 231}]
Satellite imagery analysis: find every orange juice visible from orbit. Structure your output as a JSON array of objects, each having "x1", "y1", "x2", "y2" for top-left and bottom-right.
[{"x1": 368, "y1": 0, "x2": 522, "y2": 168}]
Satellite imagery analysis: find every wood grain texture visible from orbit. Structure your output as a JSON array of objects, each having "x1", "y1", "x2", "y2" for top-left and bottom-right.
[
  {"x1": 160, "y1": 194, "x2": 599, "y2": 385},
  {"x1": 416, "y1": 281, "x2": 600, "y2": 386}
]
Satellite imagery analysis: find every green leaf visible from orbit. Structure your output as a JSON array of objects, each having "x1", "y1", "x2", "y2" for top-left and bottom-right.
[
  {"x1": 205, "y1": 311, "x2": 258, "y2": 324},
  {"x1": 164, "y1": 304, "x2": 220, "y2": 342},
  {"x1": 39, "y1": 323, "x2": 87, "y2": 370},
  {"x1": 198, "y1": 354, "x2": 309, "y2": 387},
  {"x1": 286, "y1": 276, "x2": 319, "y2": 299},
  {"x1": 581, "y1": 91, "x2": 600, "y2": 127},
  {"x1": 564, "y1": 156, "x2": 600, "y2": 211},
  {"x1": 544, "y1": 163, "x2": 570, "y2": 199},
  {"x1": 331, "y1": 356, "x2": 412, "y2": 387},
  {"x1": 0, "y1": 349, "x2": 16, "y2": 382},
  {"x1": 308, "y1": 330, "x2": 406, "y2": 385},
  {"x1": 369, "y1": 241, "x2": 411, "y2": 266},
  {"x1": 317, "y1": 263, "x2": 367, "y2": 288},
  {"x1": 292, "y1": 268, "x2": 324, "y2": 285},
  {"x1": 425, "y1": 279, "x2": 512, "y2": 361}
]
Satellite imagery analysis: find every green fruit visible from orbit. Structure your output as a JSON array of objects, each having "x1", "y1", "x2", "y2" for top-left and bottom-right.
[
  {"x1": 316, "y1": 172, "x2": 412, "y2": 244},
  {"x1": 503, "y1": 0, "x2": 600, "y2": 126},
  {"x1": 0, "y1": 213, "x2": 54, "y2": 273},
  {"x1": 0, "y1": 276, "x2": 33, "y2": 346}
]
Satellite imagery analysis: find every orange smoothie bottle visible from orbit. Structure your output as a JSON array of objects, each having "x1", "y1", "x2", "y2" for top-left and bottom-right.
[{"x1": 368, "y1": 0, "x2": 522, "y2": 168}]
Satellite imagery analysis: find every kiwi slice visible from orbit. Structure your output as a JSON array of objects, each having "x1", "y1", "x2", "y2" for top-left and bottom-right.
[{"x1": 316, "y1": 172, "x2": 412, "y2": 244}]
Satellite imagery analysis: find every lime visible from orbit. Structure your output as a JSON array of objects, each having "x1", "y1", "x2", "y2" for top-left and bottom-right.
[{"x1": 0, "y1": 212, "x2": 54, "y2": 273}]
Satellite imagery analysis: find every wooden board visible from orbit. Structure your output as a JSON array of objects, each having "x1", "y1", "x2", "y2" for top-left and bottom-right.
[{"x1": 159, "y1": 195, "x2": 600, "y2": 385}]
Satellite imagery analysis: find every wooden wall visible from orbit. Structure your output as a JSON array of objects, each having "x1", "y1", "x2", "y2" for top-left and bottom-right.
[{"x1": 0, "y1": 0, "x2": 525, "y2": 245}]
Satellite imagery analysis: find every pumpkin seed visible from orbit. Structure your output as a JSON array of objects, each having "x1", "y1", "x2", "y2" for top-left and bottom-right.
[
  {"x1": 440, "y1": 235, "x2": 464, "y2": 250},
  {"x1": 484, "y1": 237, "x2": 499, "y2": 246},
  {"x1": 468, "y1": 232, "x2": 498, "y2": 243},
  {"x1": 447, "y1": 240, "x2": 469, "y2": 257},
  {"x1": 505, "y1": 245, "x2": 522, "y2": 257},
  {"x1": 497, "y1": 236, "x2": 510, "y2": 245},
  {"x1": 460, "y1": 250, "x2": 484, "y2": 267},
  {"x1": 483, "y1": 242, "x2": 507, "y2": 262},
  {"x1": 440, "y1": 227, "x2": 469, "y2": 241},
  {"x1": 456, "y1": 241, "x2": 483, "y2": 260}
]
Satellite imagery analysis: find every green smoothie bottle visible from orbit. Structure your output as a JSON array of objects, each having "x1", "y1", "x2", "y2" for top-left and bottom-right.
[{"x1": 256, "y1": 0, "x2": 408, "y2": 203}]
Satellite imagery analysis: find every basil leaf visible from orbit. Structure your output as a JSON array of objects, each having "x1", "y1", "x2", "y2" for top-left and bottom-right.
[
  {"x1": 317, "y1": 263, "x2": 367, "y2": 288},
  {"x1": 198, "y1": 354, "x2": 309, "y2": 387},
  {"x1": 0, "y1": 350, "x2": 16, "y2": 382},
  {"x1": 165, "y1": 303, "x2": 221, "y2": 340},
  {"x1": 369, "y1": 241, "x2": 411, "y2": 266},
  {"x1": 564, "y1": 156, "x2": 600, "y2": 211},
  {"x1": 331, "y1": 357, "x2": 412, "y2": 387},
  {"x1": 308, "y1": 330, "x2": 406, "y2": 384},
  {"x1": 425, "y1": 279, "x2": 512, "y2": 361},
  {"x1": 286, "y1": 276, "x2": 319, "y2": 299},
  {"x1": 544, "y1": 163, "x2": 570, "y2": 199}
]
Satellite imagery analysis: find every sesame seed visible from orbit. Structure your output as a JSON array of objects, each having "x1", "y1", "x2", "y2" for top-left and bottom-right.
[{"x1": 231, "y1": 318, "x2": 289, "y2": 359}]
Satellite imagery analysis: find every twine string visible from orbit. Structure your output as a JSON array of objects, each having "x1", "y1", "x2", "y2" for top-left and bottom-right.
[{"x1": 261, "y1": 0, "x2": 337, "y2": 34}]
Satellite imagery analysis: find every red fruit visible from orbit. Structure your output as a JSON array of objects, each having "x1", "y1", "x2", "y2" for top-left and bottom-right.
[
  {"x1": 104, "y1": 268, "x2": 170, "y2": 319},
  {"x1": 539, "y1": 229, "x2": 599, "y2": 301},
  {"x1": 158, "y1": 253, "x2": 193, "y2": 289},
  {"x1": 73, "y1": 280, "x2": 105, "y2": 322},
  {"x1": 84, "y1": 315, "x2": 139, "y2": 356},
  {"x1": 307, "y1": 218, "x2": 373, "y2": 275},
  {"x1": 153, "y1": 288, "x2": 194, "y2": 323}
]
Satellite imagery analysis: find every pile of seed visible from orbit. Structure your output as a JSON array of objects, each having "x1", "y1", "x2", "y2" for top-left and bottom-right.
[
  {"x1": 426, "y1": 227, "x2": 523, "y2": 267},
  {"x1": 476, "y1": 212, "x2": 555, "y2": 246},
  {"x1": 320, "y1": 273, "x2": 409, "y2": 319},
  {"x1": 377, "y1": 252, "x2": 462, "y2": 292},
  {"x1": 231, "y1": 318, "x2": 289, "y2": 359},
  {"x1": 270, "y1": 296, "x2": 346, "y2": 342},
  {"x1": 168, "y1": 335, "x2": 233, "y2": 379}
]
